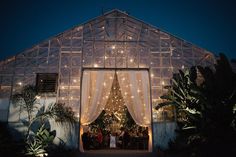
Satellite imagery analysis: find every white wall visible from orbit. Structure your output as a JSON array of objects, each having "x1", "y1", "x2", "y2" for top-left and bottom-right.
[
  {"x1": 0, "y1": 98, "x2": 10, "y2": 122},
  {"x1": 8, "y1": 96, "x2": 79, "y2": 149},
  {"x1": 41, "y1": 97, "x2": 79, "y2": 149},
  {"x1": 153, "y1": 122, "x2": 177, "y2": 150},
  {"x1": 8, "y1": 101, "x2": 20, "y2": 122}
]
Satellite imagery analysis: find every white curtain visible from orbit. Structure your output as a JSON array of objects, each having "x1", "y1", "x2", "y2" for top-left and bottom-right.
[
  {"x1": 80, "y1": 70, "x2": 152, "y2": 151},
  {"x1": 117, "y1": 70, "x2": 152, "y2": 151},
  {"x1": 117, "y1": 71, "x2": 151, "y2": 126},
  {"x1": 80, "y1": 70, "x2": 114, "y2": 151},
  {"x1": 80, "y1": 70, "x2": 114, "y2": 125}
]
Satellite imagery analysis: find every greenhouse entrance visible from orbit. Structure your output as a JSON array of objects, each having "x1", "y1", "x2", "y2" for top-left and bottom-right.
[{"x1": 79, "y1": 69, "x2": 152, "y2": 152}]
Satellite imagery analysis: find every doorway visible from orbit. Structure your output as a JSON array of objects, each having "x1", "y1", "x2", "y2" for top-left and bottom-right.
[{"x1": 79, "y1": 69, "x2": 153, "y2": 152}]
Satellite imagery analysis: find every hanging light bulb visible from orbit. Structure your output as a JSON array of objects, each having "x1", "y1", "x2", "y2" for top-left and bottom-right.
[
  {"x1": 111, "y1": 45, "x2": 116, "y2": 49},
  {"x1": 103, "y1": 82, "x2": 106, "y2": 86},
  {"x1": 18, "y1": 82, "x2": 23, "y2": 86}
]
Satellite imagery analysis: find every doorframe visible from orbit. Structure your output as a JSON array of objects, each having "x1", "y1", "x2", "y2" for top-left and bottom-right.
[{"x1": 78, "y1": 67, "x2": 154, "y2": 152}]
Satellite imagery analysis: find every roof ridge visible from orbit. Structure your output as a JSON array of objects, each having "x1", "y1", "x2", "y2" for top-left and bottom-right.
[{"x1": 103, "y1": 9, "x2": 128, "y2": 15}]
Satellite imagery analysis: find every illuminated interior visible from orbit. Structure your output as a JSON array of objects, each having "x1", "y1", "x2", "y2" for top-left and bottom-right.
[{"x1": 79, "y1": 70, "x2": 152, "y2": 151}]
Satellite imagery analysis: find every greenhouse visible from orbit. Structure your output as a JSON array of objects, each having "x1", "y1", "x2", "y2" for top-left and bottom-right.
[{"x1": 0, "y1": 9, "x2": 215, "y2": 151}]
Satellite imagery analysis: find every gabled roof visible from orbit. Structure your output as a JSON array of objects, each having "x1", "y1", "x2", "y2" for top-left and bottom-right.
[{"x1": 0, "y1": 9, "x2": 214, "y2": 66}]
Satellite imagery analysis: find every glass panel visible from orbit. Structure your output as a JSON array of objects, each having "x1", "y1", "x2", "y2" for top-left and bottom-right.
[{"x1": 116, "y1": 57, "x2": 126, "y2": 68}]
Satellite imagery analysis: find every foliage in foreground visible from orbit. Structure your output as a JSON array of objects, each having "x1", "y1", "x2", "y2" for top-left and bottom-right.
[
  {"x1": 26, "y1": 125, "x2": 55, "y2": 157},
  {"x1": 159, "y1": 53, "x2": 236, "y2": 156},
  {"x1": 12, "y1": 85, "x2": 77, "y2": 157}
]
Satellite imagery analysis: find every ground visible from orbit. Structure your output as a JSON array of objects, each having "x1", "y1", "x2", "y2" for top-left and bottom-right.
[{"x1": 54, "y1": 150, "x2": 158, "y2": 157}]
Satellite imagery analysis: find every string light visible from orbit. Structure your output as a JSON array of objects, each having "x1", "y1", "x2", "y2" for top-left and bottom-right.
[
  {"x1": 18, "y1": 82, "x2": 22, "y2": 86},
  {"x1": 111, "y1": 45, "x2": 116, "y2": 49},
  {"x1": 89, "y1": 72, "x2": 148, "y2": 133}
]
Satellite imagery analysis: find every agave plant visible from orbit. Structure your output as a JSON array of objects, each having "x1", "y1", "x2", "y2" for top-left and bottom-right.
[{"x1": 25, "y1": 124, "x2": 56, "y2": 157}]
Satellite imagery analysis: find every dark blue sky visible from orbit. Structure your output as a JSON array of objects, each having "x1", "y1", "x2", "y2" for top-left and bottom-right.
[{"x1": 0, "y1": 0, "x2": 235, "y2": 60}]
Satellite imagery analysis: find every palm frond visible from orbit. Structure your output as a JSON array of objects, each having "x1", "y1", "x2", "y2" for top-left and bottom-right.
[{"x1": 32, "y1": 103, "x2": 77, "y2": 126}]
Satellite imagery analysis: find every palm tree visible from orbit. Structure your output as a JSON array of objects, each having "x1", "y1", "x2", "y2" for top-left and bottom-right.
[
  {"x1": 12, "y1": 85, "x2": 77, "y2": 156},
  {"x1": 12, "y1": 85, "x2": 76, "y2": 138}
]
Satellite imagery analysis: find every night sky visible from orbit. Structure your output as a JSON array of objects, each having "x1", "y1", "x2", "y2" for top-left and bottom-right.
[{"x1": 0, "y1": 0, "x2": 235, "y2": 61}]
